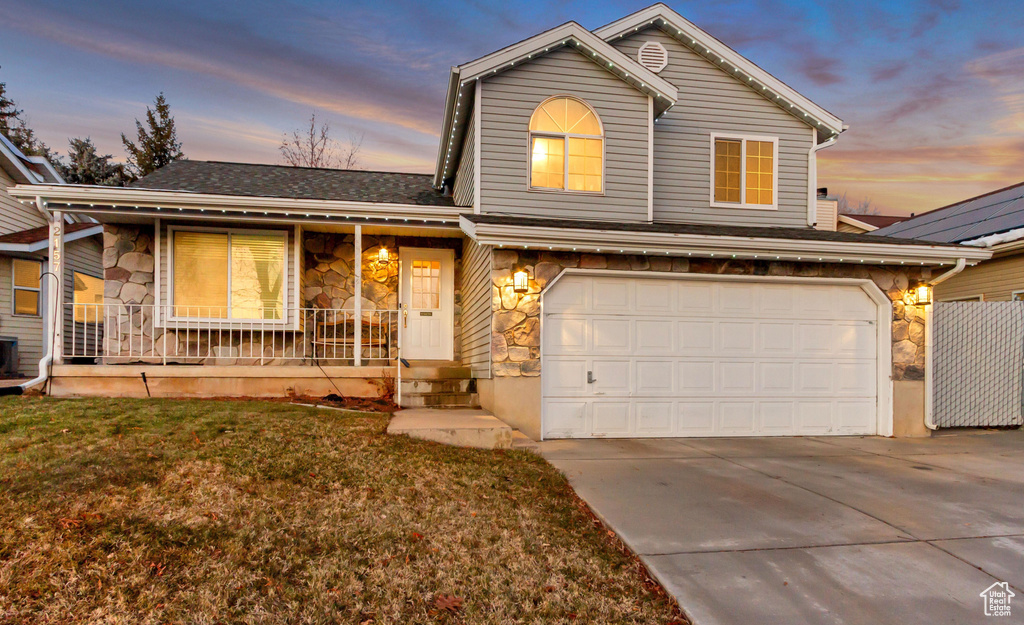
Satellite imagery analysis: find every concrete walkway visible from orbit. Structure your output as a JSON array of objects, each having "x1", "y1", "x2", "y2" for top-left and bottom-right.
[
  {"x1": 388, "y1": 408, "x2": 513, "y2": 449},
  {"x1": 541, "y1": 430, "x2": 1024, "y2": 625}
]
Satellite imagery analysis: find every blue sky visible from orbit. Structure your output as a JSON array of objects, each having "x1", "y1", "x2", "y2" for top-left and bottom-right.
[{"x1": 2, "y1": 0, "x2": 1022, "y2": 214}]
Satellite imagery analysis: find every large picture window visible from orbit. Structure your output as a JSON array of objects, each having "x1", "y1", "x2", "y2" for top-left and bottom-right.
[
  {"x1": 711, "y1": 133, "x2": 778, "y2": 209},
  {"x1": 171, "y1": 229, "x2": 286, "y2": 320},
  {"x1": 529, "y1": 96, "x2": 604, "y2": 193},
  {"x1": 12, "y1": 258, "x2": 42, "y2": 316}
]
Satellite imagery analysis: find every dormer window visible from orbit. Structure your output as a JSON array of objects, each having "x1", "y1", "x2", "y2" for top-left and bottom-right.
[
  {"x1": 710, "y1": 133, "x2": 778, "y2": 210},
  {"x1": 529, "y1": 96, "x2": 604, "y2": 193}
]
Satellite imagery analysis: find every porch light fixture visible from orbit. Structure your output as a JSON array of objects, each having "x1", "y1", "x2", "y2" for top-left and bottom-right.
[
  {"x1": 377, "y1": 246, "x2": 390, "y2": 266},
  {"x1": 903, "y1": 282, "x2": 933, "y2": 306},
  {"x1": 513, "y1": 268, "x2": 530, "y2": 293}
]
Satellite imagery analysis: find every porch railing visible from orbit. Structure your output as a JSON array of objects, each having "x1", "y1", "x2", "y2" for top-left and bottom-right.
[{"x1": 63, "y1": 304, "x2": 400, "y2": 365}]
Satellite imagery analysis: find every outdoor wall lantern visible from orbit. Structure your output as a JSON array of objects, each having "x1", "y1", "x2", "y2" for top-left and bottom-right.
[
  {"x1": 513, "y1": 268, "x2": 531, "y2": 293},
  {"x1": 376, "y1": 246, "x2": 391, "y2": 266},
  {"x1": 903, "y1": 282, "x2": 933, "y2": 306}
]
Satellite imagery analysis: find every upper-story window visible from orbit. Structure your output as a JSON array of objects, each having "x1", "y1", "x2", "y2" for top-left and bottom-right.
[
  {"x1": 529, "y1": 96, "x2": 604, "y2": 193},
  {"x1": 710, "y1": 133, "x2": 778, "y2": 210}
]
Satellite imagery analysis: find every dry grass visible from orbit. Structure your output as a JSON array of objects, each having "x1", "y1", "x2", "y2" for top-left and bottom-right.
[{"x1": 0, "y1": 398, "x2": 683, "y2": 624}]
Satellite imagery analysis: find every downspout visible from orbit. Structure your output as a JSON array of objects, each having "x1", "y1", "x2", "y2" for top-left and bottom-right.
[
  {"x1": 807, "y1": 134, "x2": 839, "y2": 227},
  {"x1": 924, "y1": 258, "x2": 968, "y2": 430},
  {"x1": 0, "y1": 198, "x2": 57, "y2": 396}
]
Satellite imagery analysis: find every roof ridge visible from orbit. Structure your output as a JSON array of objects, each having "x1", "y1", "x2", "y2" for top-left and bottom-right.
[{"x1": 169, "y1": 159, "x2": 434, "y2": 178}]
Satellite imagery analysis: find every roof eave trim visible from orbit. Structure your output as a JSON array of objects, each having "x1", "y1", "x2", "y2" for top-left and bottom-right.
[
  {"x1": 837, "y1": 215, "x2": 878, "y2": 231},
  {"x1": 594, "y1": 5, "x2": 844, "y2": 135},
  {"x1": 10, "y1": 184, "x2": 468, "y2": 221},
  {"x1": 432, "y1": 67, "x2": 462, "y2": 188},
  {"x1": 458, "y1": 215, "x2": 992, "y2": 265},
  {"x1": 0, "y1": 224, "x2": 102, "y2": 253}
]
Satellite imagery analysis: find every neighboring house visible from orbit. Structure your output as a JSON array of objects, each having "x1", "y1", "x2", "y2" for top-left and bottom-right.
[
  {"x1": 873, "y1": 181, "x2": 1024, "y2": 302},
  {"x1": 0, "y1": 134, "x2": 103, "y2": 377},
  {"x1": 837, "y1": 213, "x2": 908, "y2": 234},
  {"x1": 8, "y1": 4, "x2": 989, "y2": 439}
]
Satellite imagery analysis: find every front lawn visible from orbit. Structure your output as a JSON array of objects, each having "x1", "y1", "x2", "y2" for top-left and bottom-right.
[{"x1": 0, "y1": 398, "x2": 683, "y2": 624}]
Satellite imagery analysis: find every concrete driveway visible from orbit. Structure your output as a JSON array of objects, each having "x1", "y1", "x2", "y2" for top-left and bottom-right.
[{"x1": 541, "y1": 430, "x2": 1024, "y2": 625}]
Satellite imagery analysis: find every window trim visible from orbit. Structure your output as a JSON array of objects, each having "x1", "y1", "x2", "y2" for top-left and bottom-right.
[
  {"x1": 709, "y1": 132, "x2": 779, "y2": 211},
  {"x1": 11, "y1": 258, "x2": 42, "y2": 317},
  {"x1": 166, "y1": 225, "x2": 289, "y2": 324},
  {"x1": 1012, "y1": 290, "x2": 1024, "y2": 302},
  {"x1": 527, "y1": 95, "x2": 606, "y2": 196}
]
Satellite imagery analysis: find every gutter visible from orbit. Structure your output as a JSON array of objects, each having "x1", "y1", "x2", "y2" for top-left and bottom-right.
[
  {"x1": 807, "y1": 134, "x2": 839, "y2": 227},
  {"x1": 923, "y1": 258, "x2": 968, "y2": 431}
]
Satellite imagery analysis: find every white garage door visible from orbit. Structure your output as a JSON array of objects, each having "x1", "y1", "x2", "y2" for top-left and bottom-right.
[{"x1": 542, "y1": 275, "x2": 880, "y2": 438}]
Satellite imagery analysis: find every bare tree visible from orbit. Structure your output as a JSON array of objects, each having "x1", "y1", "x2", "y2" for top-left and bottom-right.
[
  {"x1": 836, "y1": 191, "x2": 879, "y2": 215},
  {"x1": 279, "y1": 112, "x2": 363, "y2": 169}
]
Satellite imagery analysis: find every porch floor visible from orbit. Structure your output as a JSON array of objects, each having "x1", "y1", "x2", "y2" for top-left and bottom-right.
[{"x1": 388, "y1": 408, "x2": 513, "y2": 450}]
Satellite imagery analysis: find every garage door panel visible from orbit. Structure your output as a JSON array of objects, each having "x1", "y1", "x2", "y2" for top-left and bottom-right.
[
  {"x1": 636, "y1": 360, "x2": 675, "y2": 393},
  {"x1": 592, "y1": 278, "x2": 631, "y2": 312},
  {"x1": 592, "y1": 402, "x2": 631, "y2": 435},
  {"x1": 680, "y1": 361, "x2": 715, "y2": 393},
  {"x1": 592, "y1": 360, "x2": 631, "y2": 394},
  {"x1": 542, "y1": 277, "x2": 879, "y2": 438},
  {"x1": 636, "y1": 402, "x2": 673, "y2": 434},
  {"x1": 720, "y1": 402, "x2": 757, "y2": 432},
  {"x1": 592, "y1": 318, "x2": 631, "y2": 353},
  {"x1": 637, "y1": 319, "x2": 675, "y2": 352},
  {"x1": 761, "y1": 401, "x2": 796, "y2": 432},
  {"x1": 544, "y1": 400, "x2": 588, "y2": 437},
  {"x1": 545, "y1": 359, "x2": 588, "y2": 394},
  {"x1": 679, "y1": 321, "x2": 715, "y2": 351}
]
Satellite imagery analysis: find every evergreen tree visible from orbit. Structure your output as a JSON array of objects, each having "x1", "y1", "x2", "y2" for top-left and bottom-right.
[
  {"x1": 121, "y1": 93, "x2": 184, "y2": 177},
  {"x1": 0, "y1": 70, "x2": 50, "y2": 157},
  {"x1": 55, "y1": 137, "x2": 132, "y2": 186}
]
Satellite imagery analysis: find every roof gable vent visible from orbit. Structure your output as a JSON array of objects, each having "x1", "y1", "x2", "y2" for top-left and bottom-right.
[{"x1": 637, "y1": 41, "x2": 668, "y2": 73}]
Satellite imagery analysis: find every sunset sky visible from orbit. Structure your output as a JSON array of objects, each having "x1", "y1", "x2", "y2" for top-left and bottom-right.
[{"x1": 2, "y1": 0, "x2": 1022, "y2": 215}]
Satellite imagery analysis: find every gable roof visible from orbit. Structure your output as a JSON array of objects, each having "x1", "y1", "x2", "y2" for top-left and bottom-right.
[
  {"x1": 433, "y1": 20, "x2": 678, "y2": 187},
  {"x1": 593, "y1": 3, "x2": 845, "y2": 137},
  {"x1": 872, "y1": 181, "x2": 1024, "y2": 244},
  {"x1": 0, "y1": 222, "x2": 102, "y2": 252},
  {"x1": 0, "y1": 133, "x2": 64, "y2": 185},
  {"x1": 838, "y1": 214, "x2": 908, "y2": 231},
  {"x1": 133, "y1": 160, "x2": 453, "y2": 206}
]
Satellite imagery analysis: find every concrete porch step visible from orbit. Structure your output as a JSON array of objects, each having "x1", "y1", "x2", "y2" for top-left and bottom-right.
[
  {"x1": 401, "y1": 362, "x2": 471, "y2": 380},
  {"x1": 400, "y1": 378, "x2": 475, "y2": 395},
  {"x1": 511, "y1": 430, "x2": 540, "y2": 453},
  {"x1": 387, "y1": 408, "x2": 513, "y2": 449},
  {"x1": 400, "y1": 392, "x2": 480, "y2": 408}
]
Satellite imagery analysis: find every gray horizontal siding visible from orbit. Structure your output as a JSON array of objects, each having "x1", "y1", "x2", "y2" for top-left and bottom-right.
[
  {"x1": 460, "y1": 238, "x2": 492, "y2": 377},
  {"x1": 0, "y1": 254, "x2": 45, "y2": 376},
  {"x1": 479, "y1": 47, "x2": 650, "y2": 221},
  {"x1": 935, "y1": 255, "x2": 1024, "y2": 302},
  {"x1": 614, "y1": 28, "x2": 815, "y2": 227},
  {"x1": 453, "y1": 107, "x2": 475, "y2": 208},
  {"x1": 0, "y1": 169, "x2": 48, "y2": 236}
]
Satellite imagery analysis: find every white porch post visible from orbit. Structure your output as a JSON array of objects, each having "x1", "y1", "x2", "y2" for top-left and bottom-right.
[
  {"x1": 354, "y1": 225, "x2": 362, "y2": 366},
  {"x1": 47, "y1": 212, "x2": 65, "y2": 364}
]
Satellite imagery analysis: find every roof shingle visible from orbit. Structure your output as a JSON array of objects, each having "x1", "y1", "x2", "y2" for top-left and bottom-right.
[
  {"x1": 132, "y1": 160, "x2": 454, "y2": 207},
  {"x1": 872, "y1": 181, "x2": 1024, "y2": 243}
]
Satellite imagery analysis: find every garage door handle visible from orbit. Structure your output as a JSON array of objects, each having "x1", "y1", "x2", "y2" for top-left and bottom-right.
[{"x1": 587, "y1": 371, "x2": 596, "y2": 384}]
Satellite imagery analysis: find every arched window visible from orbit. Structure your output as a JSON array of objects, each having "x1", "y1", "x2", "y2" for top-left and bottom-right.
[{"x1": 529, "y1": 96, "x2": 604, "y2": 193}]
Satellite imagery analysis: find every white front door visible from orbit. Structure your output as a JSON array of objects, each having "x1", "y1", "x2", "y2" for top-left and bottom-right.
[
  {"x1": 400, "y1": 247, "x2": 455, "y2": 361},
  {"x1": 542, "y1": 275, "x2": 882, "y2": 439}
]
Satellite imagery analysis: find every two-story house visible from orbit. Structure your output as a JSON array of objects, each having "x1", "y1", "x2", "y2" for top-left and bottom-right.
[{"x1": 8, "y1": 4, "x2": 989, "y2": 437}]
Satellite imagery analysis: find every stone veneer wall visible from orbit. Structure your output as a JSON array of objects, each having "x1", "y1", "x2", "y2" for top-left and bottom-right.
[{"x1": 490, "y1": 250, "x2": 929, "y2": 382}]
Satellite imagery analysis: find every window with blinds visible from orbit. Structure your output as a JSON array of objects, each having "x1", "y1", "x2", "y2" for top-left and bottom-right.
[
  {"x1": 172, "y1": 230, "x2": 285, "y2": 319},
  {"x1": 12, "y1": 258, "x2": 41, "y2": 316}
]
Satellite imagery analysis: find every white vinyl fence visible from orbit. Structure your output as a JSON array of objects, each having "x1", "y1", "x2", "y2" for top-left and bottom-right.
[{"x1": 932, "y1": 301, "x2": 1024, "y2": 427}]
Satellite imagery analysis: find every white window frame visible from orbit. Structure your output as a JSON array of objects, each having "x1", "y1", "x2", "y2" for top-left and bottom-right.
[
  {"x1": 71, "y1": 270, "x2": 104, "y2": 324},
  {"x1": 11, "y1": 257, "x2": 42, "y2": 317},
  {"x1": 166, "y1": 225, "x2": 289, "y2": 324},
  {"x1": 709, "y1": 132, "x2": 779, "y2": 211},
  {"x1": 527, "y1": 95, "x2": 606, "y2": 196},
  {"x1": 1012, "y1": 290, "x2": 1024, "y2": 302}
]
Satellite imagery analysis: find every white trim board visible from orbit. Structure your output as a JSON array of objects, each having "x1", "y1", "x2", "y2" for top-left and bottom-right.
[{"x1": 708, "y1": 132, "x2": 779, "y2": 211}]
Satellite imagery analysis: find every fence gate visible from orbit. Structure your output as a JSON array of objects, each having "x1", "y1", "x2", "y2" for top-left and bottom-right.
[{"x1": 932, "y1": 301, "x2": 1024, "y2": 427}]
